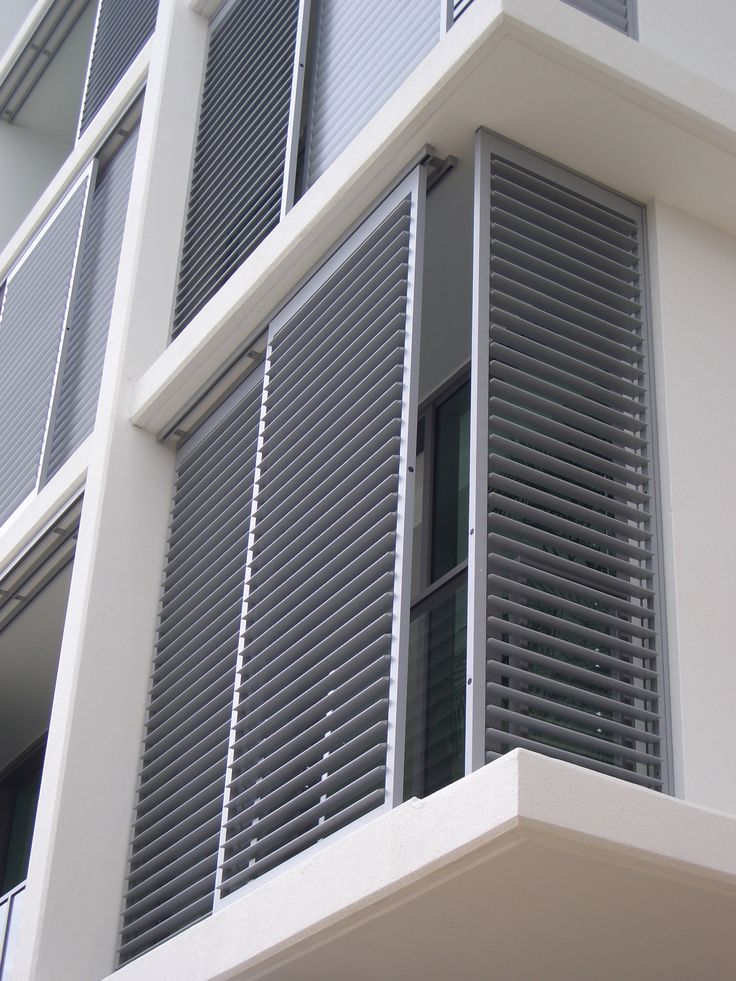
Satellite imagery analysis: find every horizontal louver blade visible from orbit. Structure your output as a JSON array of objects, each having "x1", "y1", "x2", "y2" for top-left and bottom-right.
[
  {"x1": 304, "y1": 0, "x2": 441, "y2": 188},
  {"x1": 453, "y1": 0, "x2": 476, "y2": 20},
  {"x1": 477, "y1": 132, "x2": 665, "y2": 790},
  {"x1": 171, "y1": 0, "x2": 300, "y2": 337},
  {"x1": 118, "y1": 372, "x2": 263, "y2": 965},
  {"x1": 561, "y1": 0, "x2": 634, "y2": 36},
  {"x1": 220, "y1": 185, "x2": 421, "y2": 898},
  {"x1": 79, "y1": 0, "x2": 158, "y2": 134},
  {"x1": 0, "y1": 177, "x2": 90, "y2": 526},
  {"x1": 46, "y1": 125, "x2": 138, "y2": 480}
]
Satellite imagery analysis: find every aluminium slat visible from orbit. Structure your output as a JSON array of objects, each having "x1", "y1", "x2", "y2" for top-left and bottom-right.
[
  {"x1": 0, "y1": 176, "x2": 90, "y2": 526},
  {"x1": 120, "y1": 373, "x2": 262, "y2": 964},
  {"x1": 485, "y1": 730, "x2": 661, "y2": 790},
  {"x1": 476, "y1": 132, "x2": 664, "y2": 791},
  {"x1": 485, "y1": 658, "x2": 660, "y2": 724},
  {"x1": 304, "y1": 0, "x2": 440, "y2": 186},
  {"x1": 221, "y1": 183, "x2": 422, "y2": 897},
  {"x1": 172, "y1": 0, "x2": 300, "y2": 336},
  {"x1": 485, "y1": 682, "x2": 660, "y2": 746},
  {"x1": 487, "y1": 559, "x2": 656, "y2": 630},
  {"x1": 562, "y1": 0, "x2": 632, "y2": 35},
  {"x1": 79, "y1": 0, "x2": 158, "y2": 134},
  {"x1": 220, "y1": 788, "x2": 386, "y2": 897},
  {"x1": 47, "y1": 126, "x2": 138, "y2": 479},
  {"x1": 487, "y1": 637, "x2": 655, "y2": 703}
]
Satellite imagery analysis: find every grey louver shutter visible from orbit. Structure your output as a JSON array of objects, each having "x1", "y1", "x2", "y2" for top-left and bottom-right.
[
  {"x1": 46, "y1": 126, "x2": 139, "y2": 480},
  {"x1": 304, "y1": 0, "x2": 441, "y2": 189},
  {"x1": 562, "y1": 0, "x2": 635, "y2": 36},
  {"x1": 0, "y1": 172, "x2": 92, "y2": 527},
  {"x1": 453, "y1": 0, "x2": 475, "y2": 20},
  {"x1": 172, "y1": 0, "x2": 300, "y2": 338},
  {"x1": 79, "y1": 0, "x2": 158, "y2": 135},
  {"x1": 119, "y1": 369, "x2": 264, "y2": 965},
  {"x1": 219, "y1": 170, "x2": 426, "y2": 898},
  {"x1": 469, "y1": 131, "x2": 666, "y2": 790}
]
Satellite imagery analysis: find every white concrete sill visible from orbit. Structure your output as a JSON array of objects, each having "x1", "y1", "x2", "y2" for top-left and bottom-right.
[{"x1": 111, "y1": 749, "x2": 736, "y2": 981}]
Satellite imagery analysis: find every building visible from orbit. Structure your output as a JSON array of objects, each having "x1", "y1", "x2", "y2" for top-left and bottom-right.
[{"x1": 1, "y1": 0, "x2": 736, "y2": 977}]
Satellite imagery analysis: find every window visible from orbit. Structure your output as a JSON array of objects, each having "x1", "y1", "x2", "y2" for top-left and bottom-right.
[{"x1": 0, "y1": 741, "x2": 45, "y2": 896}]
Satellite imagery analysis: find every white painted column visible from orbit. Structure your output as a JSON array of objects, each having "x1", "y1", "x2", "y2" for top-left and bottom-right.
[
  {"x1": 648, "y1": 199, "x2": 736, "y2": 815},
  {"x1": 14, "y1": 1, "x2": 210, "y2": 978}
]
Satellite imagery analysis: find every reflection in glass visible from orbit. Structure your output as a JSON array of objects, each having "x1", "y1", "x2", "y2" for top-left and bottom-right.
[
  {"x1": 404, "y1": 580, "x2": 467, "y2": 799},
  {"x1": 431, "y1": 384, "x2": 469, "y2": 581}
]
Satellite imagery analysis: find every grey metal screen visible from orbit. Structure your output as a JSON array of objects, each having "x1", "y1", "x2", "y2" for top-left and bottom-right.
[
  {"x1": 562, "y1": 0, "x2": 635, "y2": 36},
  {"x1": 0, "y1": 174, "x2": 91, "y2": 527},
  {"x1": 304, "y1": 0, "x2": 441, "y2": 189},
  {"x1": 79, "y1": 0, "x2": 158, "y2": 135},
  {"x1": 219, "y1": 172, "x2": 425, "y2": 898},
  {"x1": 471, "y1": 131, "x2": 666, "y2": 790},
  {"x1": 172, "y1": 0, "x2": 300, "y2": 338},
  {"x1": 453, "y1": 0, "x2": 475, "y2": 20},
  {"x1": 119, "y1": 368, "x2": 264, "y2": 964},
  {"x1": 46, "y1": 125, "x2": 139, "y2": 480}
]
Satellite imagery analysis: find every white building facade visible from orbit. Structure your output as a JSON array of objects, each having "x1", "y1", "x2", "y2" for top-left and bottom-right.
[{"x1": 0, "y1": 0, "x2": 736, "y2": 978}]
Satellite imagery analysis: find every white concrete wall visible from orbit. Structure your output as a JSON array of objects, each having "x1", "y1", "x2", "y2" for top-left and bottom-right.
[
  {"x1": 0, "y1": 0, "x2": 37, "y2": 56},
  {"x1": 650, "y1": 200, "x2": 736, "y2": 814},
  {"x1": 0, "y1": 121, "x2": 67, "y2": 254},
  {"x1": 638, "y1": 0, "x2": 736, "y2": 94}
]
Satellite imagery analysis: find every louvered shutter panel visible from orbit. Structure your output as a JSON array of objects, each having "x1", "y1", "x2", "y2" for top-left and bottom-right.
[
  {"x1": 119, "y1": 369, "x2": 264, "y2": 964},
  {"x1": 219, "y1": 170, "x2": 426, "y2": 898},
  {"x1": 0, "y1": 173, "x2": 92, "y2": 527},
  {"x1": 79, "y1": 0, "x2": 158, "y2": 135},
  {"x1": 470, "y1": 131, "x2": 666, "y2": 790},
  {"x1": 304, "y1": 0, "x2": 441, "y2": 189},
  {"x1": 46, "y1": 126, "x2": 139, "y2": 480},
  {"x1": 562, "y1": 0, "x2": 635, "y2": 36},
  {"x1": 171, "y1": 0, "x2": 300, "y2": 338},
  {"x1": 453, "y1": 0, "x2": 475, "y2": 20}
]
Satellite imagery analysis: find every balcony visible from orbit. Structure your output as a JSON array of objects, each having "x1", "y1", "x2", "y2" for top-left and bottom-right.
[{"x1": 0, "y1": 880, "x2": 25, "y2": 980}]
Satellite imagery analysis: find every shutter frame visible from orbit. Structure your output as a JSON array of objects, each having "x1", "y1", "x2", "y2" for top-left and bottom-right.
[
  {"x1": 45, "y1": 125, "x2": 139, "y2": 480},
  {"x1": 561, "y1": 0, "x2": 637, "y2": 37},
  {"x1": 78, "y1": 0, "x2": 159, "y2": 136},
  {"x1": 0, "y1": 165, "x2": 94, "y2": 527},
  {"x1": 118, "y1": 365, "x2": 265, "y2": 965},
  {"x1": 469, "y1": 129, "x2": 670, "y2": 790},
  {"x1": 216, "y1": 167, "x2": 427, "y2": 903},
  {"x1": 303, "y1": 0, "x2": 441, "y2": 189}
]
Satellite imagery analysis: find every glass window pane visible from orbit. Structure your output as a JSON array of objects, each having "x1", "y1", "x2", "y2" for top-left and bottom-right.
[
  {"x1": 431, "y1": 383, "x2": 470, "y2": 581},
  {"x1": 404, "y1": 578, "x2": 467, "y2": 799}
]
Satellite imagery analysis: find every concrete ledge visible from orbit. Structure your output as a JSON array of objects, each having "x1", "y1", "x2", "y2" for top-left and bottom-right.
[{"x1": 111, "y1": 750, "x2": 736, "y2": 981}]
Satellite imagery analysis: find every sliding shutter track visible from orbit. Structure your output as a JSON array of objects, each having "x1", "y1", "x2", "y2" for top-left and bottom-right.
[
  {"x1": 475, "y1": 132, "x2": 665, "y2": 790},
  {"x1": 79, "y1": 0, "x2": 158, "y2": 135},
  {"x1": 47, "y1": 125, "x2": 139, "y2": 479},
  {"x1": 0, "y1": 172, "x2": 92, "y2": 527},
  {"x1": 119, "y1": 370, "x2": 263, "y2": 964},
  {"x1": 304, "y1": 0, "x2": 441, "y2": 189},
  {"x1": 172, "y1": 0, "x2": 300, "y2": 337},
  {"x1": 562, "y1": 0, "x2": 635, "y2": 36},
  {"x1": 219, "y1": 173, "x2": 425, "y2": 898}
]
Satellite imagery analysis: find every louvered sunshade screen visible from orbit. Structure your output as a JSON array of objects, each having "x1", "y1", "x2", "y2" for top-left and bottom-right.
[
  {"x1": 562, "y1": 0, "x2": 635, "y2": 35},
  {"x1": 219, "y1": 172, "x2": 425, "y2": 898},
  {"x1": 453, "y1": 0, "x2": 476, "y2": 20},
  {"x1": 172, "y1": 0, "x2": 300, "y2": 338},
  {"x1": 304, "y1": 0, "x2": 441, "y2": 189},
  {"x1": 472, "y1": 131, "x2": 665, "y2": 791},
  {"x1": 119, "y1": 369, "x2": 264, "y2": 964},
  {"x1": 79, "y1": 0, "x2": 158, "y2": 135},
  {"x1": 46, "y1": 126, "x2": 138, "y2": 480},
  {"x1": 0, "y1": 175, "x2": 91, "y2": 527}
]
